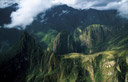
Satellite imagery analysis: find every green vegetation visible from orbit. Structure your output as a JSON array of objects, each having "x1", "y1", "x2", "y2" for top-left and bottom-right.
[
  {"x1": 32, "y1": 29, "x2": 58, "y2": 51},
  {"x1": 1, "y1": 5, "x2": 128, "y2": 82},
  {"x1": 25, "y1": 23, "x2": 128, "y2": 82},
  {"x1": 25, "y1": 49, "x2": 128, "y2": 82},
  {"x1": 1, "y1": 23, "x2": 128, "y2": 82}
]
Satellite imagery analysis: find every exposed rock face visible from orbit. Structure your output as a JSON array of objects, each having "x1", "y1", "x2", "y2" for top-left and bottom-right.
[
  {"x1": 24, "y1": 5, "x2": 128, "y2": 50},
  {"x1": 73, "y1": 24, "x2": 126, "y2": 54},
  {"x1": 52, "y1": 24, "x2": 128, "y2": 55},
  {"x1": 26, "y1": 49, "x2": 128, "y2": 82},
  {"x1": 1, "y1": 4, "x2": 128, "y2": 82},
  {"x1": 0, "y1": 28, "x2": 128, "y2": 82},
  {"x1": 74, "y1": 25, "x2": 106, "y2": 53},
  {"x1": 53, "y1": 31, "x2": 76, "y2": 55}
]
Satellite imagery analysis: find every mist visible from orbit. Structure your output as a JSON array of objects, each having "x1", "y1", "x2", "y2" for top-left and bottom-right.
[
  {"x1": 3, "y1": 0, "x2": 128, "y2": 29},
  {"x1": 5, "y1": 0, "x2": 54, "y2": 29},
  {"x1": 0, "y1": 0, "x2": 19, "y2": 8}
]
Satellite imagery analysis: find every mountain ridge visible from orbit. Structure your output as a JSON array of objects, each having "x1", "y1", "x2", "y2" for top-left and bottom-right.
[{"x1": 0, "y1": 4, "x2": 128, "y2": 82}]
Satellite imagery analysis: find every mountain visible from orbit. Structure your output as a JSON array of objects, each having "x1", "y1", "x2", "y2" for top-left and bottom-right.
[
  {"x1": 0, "y1": 32, "x2": 43, "y2": 82},
  {"x1": 25, "y1": 5, "x2": 128, "y2": 51},
  {"x1": 53, "y1": 31, "x2": 76, "y2": 55},
  {"x1": 0, "y1": 28, "x2": 22, "y2": 53},
  {"x1": 27, "y1": 5, "x2": 128, "y2": 31},
  {"x1": 1, "y1": 29, "x2": 128, "y2": 82},
  {"x1": 73, "y1": 24, "x2": 128, "y2": 53},
  {"x1": 0, "y1": 4, "x2": 128, "y2": 51},
  {"x1": 26, "y1": 28, "x2": 128, "y2": 82},
  {"x1": 0, "y1": 4, "x2": 128, "y2": 82}
]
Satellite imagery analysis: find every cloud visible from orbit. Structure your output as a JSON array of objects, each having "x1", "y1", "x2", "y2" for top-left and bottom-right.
[
  {"x1": 5, "y1": 0, "x2": 54, "y2": 29},
  {"x1": 53, "y1": 0, "x2": 128, "y2": 19},
  {"x1": 4, "y1": 0, "x2": 128, "y2": 29},
  {"x1": 0, "y1": 0, "x2": 19, "y2": 8},
  {"x1": 118, "y1": 1, "x2": 128, "y2": 19}
]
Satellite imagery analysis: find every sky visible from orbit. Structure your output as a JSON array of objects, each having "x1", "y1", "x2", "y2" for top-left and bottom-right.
[{"x1": 0, "y1": 0, "x2": 128, "y2": 29}]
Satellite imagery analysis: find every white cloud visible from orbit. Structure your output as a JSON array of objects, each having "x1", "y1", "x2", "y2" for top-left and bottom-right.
[
  {"x1": 118, "y1": 1, "x2": 128, "y2": 18},
  {"x1": 5, "y1": 0, "x2": 54, "y2": 29},
  {"x1": 3, "y1": 0, "x2": 128, "y2": 29},
  {"x1": 0, "y1": 0, "x2": 19, "y2": 8}
]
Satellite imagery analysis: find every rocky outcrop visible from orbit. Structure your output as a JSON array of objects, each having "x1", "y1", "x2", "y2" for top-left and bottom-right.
[
  {"x1": 1, "y1": 4, "x2": 128, "y2": 82},
  {"x1": 73, "y1": 24, "x2": 126, "y2": 54},
  {"x1": 26, "y1": 49, "x2": 128, "y2": 82},
  {"x1": 53, "y1": 31, "x2": 76, "y2": 55}
]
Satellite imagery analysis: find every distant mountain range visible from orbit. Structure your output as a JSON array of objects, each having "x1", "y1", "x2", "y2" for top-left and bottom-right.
[{"x1": 0, "y1": 4, "x2": 128, "y2": 82}]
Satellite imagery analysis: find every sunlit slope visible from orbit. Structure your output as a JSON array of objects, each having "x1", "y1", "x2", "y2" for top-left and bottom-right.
[
  {"x1": 26, "y1": 28, "x2": 128, "y2": 82},
  {"x1": 27, "y1": 49, "x2": 128, "y2": 82}
]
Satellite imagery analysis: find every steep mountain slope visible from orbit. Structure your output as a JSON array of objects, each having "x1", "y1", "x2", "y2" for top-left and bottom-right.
[
  {"x1": 53, "y1": 31, "x2": 76, "y2": 55},
  {"x1": 107, "y1": 29, "x2": 128, "y2": 50},
  {"x1": 0, "y1": 4, "x2": 128, "y2": 82},
  {"x1": 26, "y1": 29, "x2": 128, "y2": 82},
  {"x1": 41, "y1": 49, "x2": 128, "y2": 82},
  {"x1": 0, "y1": 32, "x2": 43, "y2": 82},
  {"x1": 28, "y1": 5, "x2": 128, "y2": 31},
  {"x1": 73, "y1": 24, "x2": 127, "y2": 54},
  {"x1": 1, "y1": 4, "x2": 127, "y2": 51},
  {"x1": 0, "y1": 26, "x2": 128, "y2": 82},
  {"x1": 0, "y1": 28, "x2": 22, "y2": 53},
  {"x1": 25, "y1": 5, "x2": 128, "y2": 51}
]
